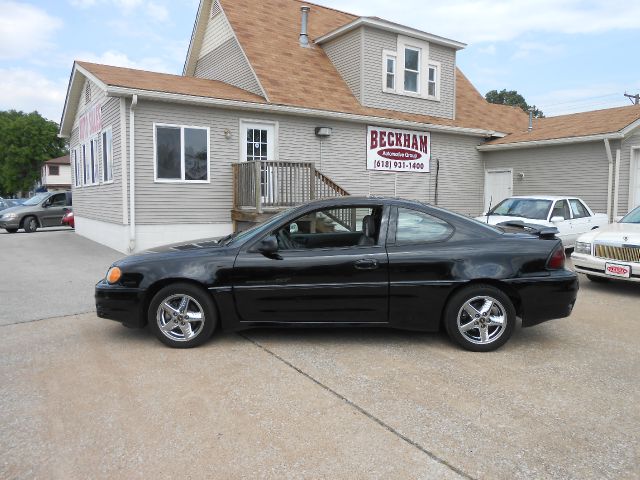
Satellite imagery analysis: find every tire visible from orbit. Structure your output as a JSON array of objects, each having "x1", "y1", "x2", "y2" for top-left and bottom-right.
[
  {"x1": 4, "y1": 228, "x2": 17, "y2": 233},
  {"x1": 586, "y1": 274, "x2": 609, "y2": 283},
  {"x1": 148, "y1": 282, "x2": 217, "y2": 348},
  {"x1": 23, "y1": 216, "x2": 38, "y2": 233},
  {"x1": 444, "y1": 284, "x2": 516, "y2": 352}
]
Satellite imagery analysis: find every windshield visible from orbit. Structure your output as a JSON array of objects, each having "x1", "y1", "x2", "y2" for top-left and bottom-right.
[
  {"x1": 22, "y1": 193, "x2": 49, "y2": 206},
  {"x1": 489, "y1": 198, "x2": 552, "y2": 220},
  {"x1": 620, "y1": 206, "x2": 640, "y2": 224},
  {"x1": 224, "y1": 207, "x2": 298, "y2": 246}
]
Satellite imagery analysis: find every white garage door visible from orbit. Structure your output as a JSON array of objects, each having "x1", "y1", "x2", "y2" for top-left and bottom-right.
[{"x1": 484, "y1": 169, "x2": 513, "y2": 212}]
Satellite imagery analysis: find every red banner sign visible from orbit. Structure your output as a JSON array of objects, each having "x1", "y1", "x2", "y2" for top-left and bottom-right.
[{"x1": 79, "y1": 103, "x2": 103, "y2": 143}]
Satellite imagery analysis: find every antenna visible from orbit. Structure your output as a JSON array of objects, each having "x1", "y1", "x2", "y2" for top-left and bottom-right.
[
  {"x1": 624, "y1": 92, "x2": 640, "y2": 105},
  {"x1": 486, "y1": 196, "x2": 493, "y2": 223}
]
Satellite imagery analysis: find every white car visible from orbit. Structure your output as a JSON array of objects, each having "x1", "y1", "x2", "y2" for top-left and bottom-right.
[
  {"x1": 572, "y1": 206, "x2": 640, "y2": 283},
  {"x1": 475, "y1": 196, "x2": 608, "y2": 248}
]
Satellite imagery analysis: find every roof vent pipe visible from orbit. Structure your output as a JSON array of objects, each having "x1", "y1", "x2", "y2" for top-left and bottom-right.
[
  {"x1": 299, "y1": 6, "x2": 310, "y2": 47},
  {"x1": 528, "y1": 108, "x2": 534, "y2": 132}
]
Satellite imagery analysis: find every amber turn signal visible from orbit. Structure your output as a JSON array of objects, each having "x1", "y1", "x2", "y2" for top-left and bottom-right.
[{"x1": 106, "y1": 267, "x2": 122, "y2": 284}]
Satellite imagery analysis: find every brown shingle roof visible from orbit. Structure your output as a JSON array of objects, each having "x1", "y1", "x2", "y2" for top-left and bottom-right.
[
  {"x1": 45, "y1": 155, "x2": 70, "y2": 165},
  {"x1": 487, "y1": 104, "x2": 640, "y2": 145},
  {"x1": 77, "y1": 61, "x2": 266, "y2": 104}
]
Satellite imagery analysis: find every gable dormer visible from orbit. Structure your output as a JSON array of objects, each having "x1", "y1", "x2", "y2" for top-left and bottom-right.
[
  {"x1": 317, "y1": 18, "x2": 465, "y2": 120},
  {"x1": 183, "y1": 0, "x2": 265, "y2": 98}
]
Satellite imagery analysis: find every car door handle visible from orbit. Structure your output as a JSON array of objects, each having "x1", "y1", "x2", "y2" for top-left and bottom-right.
[{"x1": 354, "y1": 259, "x2": 379, "y2": 270}]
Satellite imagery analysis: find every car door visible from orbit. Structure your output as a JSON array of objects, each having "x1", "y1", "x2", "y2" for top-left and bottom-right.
[
  {"x1": 386, "y1": 206, "x2": 457, "y2": 331},
  {"x1": 569, "y1": 198, "x2": 593, "y2": 236},
  {"x1": 232, "y1": 204, "x2": 390, "y2": 324},
  {"x1": 40, "y1": 193, "x2": 68, "y2": 227},
  {"x1": 549, "y1": 199, "x2": 573, "y2": 245}
]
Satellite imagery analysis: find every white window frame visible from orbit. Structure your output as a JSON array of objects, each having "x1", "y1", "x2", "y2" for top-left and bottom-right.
[
  {"x1": 153, "y1": 123, "x2": 210, "y2": 184},
  {"x1": 82, "y1": 143, "x2": 90, "y2": 186},
  {"x1": 382, "y1": 50, "x2": 397, "y2": 93},
  {"x1": 427, "y1": 61, "x2": 441, "y2": 100},
  {"x1": 101, "y1": 126, "x2": 113, "y2": 184},
  {"x1": 402, "y1": 46, "x2": 421, "y2": 94},
  {"x1": 84, "y1": 137, "x2": 100, "y2": 186},
  {"x1": 629, "y1": 146, "x2": 640, "y2": 210},
  {"x1": 73, "y1": 148, "x2": 82, "y2": 188}
]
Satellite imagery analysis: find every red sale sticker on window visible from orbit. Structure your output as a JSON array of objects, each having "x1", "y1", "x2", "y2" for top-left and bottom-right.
[{"x1": 367, "y1": 126, "x2": 430, "y2": 173}]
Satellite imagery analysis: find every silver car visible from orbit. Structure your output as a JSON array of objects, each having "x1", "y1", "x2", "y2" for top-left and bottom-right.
[{"x1": 0, "y1": 191, "x2": 72, "y2": 233}]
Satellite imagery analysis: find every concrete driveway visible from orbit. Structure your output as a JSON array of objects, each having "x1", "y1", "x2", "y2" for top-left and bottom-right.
[{"x1": 1, "y1": 231, "x2": 638, "y2": 479}]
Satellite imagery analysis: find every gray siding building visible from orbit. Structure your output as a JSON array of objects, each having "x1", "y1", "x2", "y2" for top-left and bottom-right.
[{"x1": 59, "y1": 0, "x2": 640, "y2": 253}]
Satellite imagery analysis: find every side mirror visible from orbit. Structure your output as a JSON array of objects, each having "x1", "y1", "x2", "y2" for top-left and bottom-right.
[
  {"x1": 257, "y1": 235, "x2": 278, "y2": 254},
  {"x1": 550, "y1": 216, "x2": 565, "y2": 223}
]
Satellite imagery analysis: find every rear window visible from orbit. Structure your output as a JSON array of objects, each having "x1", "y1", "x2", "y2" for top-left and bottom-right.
[{"x1": 395, "y1": 208, "x2": 453, "y2": 244}]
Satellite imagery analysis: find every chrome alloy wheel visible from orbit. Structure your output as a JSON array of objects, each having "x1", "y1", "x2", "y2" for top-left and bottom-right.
[
  {"x1": 456, "y1": 295, "x2": 507, "y2": 345},
  {"x1": 156, "y1": 294, "x2": 206, "y2": 342}
]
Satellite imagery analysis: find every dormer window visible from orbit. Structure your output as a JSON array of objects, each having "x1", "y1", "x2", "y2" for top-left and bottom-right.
[
  {"x1": 403, "y1": 47, "x2": 420, "y2": 93},
  {"x1": 382, "y1": 36, "x2": 441, "y2": 102},
  {"x1": 385, "y1": 54, "x2": 396, "y2": 91}
]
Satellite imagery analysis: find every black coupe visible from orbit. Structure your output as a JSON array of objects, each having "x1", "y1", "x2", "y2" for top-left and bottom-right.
[{"x1": 96, "y1": 197, "x2": 578, "y2": 352}]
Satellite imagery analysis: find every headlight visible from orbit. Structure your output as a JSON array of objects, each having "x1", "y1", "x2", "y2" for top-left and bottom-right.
[
  {"x1": 1, "y1": 213, "x2": 17, "y2": 220},
  {"x1": 106, "y1": 266, "x2": 122, "y2": 284},
  {"x1": 575, "y1": 242, "x2": 591, "y2": 255}
]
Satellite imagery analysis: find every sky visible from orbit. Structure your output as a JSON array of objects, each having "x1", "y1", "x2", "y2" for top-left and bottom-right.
[{"x1": 1, "y1": 0, "x2": 639, "y2": 123}]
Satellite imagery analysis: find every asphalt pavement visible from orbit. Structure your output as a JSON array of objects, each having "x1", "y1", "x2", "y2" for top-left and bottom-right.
[{"x1": 1, "y1": 230, "x2": 638, "y2": 479}]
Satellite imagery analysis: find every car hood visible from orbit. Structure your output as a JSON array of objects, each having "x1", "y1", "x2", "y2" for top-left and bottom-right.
[
  {"x1": 577, "y1": 222, "x2": 640, "y2": 245},
  {"x1": 474, "y1": 215, "x2": 549, "y2": 226},
  {"x1": 0, "y1": 205, "x2": 29, "y2": 215},
  {"x1": 115, "y1": 236, "x2": 233, "y2": 266}
]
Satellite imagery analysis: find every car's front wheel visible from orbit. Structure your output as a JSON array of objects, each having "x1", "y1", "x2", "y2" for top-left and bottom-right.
[
  {"x1": 444, "y1": 284, "x2": 516, "y2": 352},
  {"x1": 148, "y1": 282, "x2": 217, "y2": 348},
  {"x1": 23, "y1": 216, "x2": 38, "y2": 233}
]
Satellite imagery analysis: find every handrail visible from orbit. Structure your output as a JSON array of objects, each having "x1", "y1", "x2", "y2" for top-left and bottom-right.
[{"x1": 233, "y1": 160, "x2": 349, "y2": 212}]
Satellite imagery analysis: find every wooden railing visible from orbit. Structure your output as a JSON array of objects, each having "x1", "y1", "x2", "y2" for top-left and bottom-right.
[{"x1": 233, "y1": 160, "x2": 349, "y2": 212}]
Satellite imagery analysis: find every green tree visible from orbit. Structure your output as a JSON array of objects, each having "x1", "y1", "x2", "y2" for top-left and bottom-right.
[
  {"x1": 0, "y1": 110, "x2": 67, "y2": 196},
  {"x1": 485, "y1": 89, "x2": 545, "y2": 118}
]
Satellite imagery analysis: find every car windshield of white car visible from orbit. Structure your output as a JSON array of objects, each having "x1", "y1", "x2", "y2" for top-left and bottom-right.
[
  {"x1": 620, "y1": 207, "x2": 640, "y2": 224},
  {"x1": 490, "y1": 199, "x2": 552, "y2": 220}
]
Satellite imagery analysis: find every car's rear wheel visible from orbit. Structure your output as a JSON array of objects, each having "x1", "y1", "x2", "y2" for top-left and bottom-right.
[
  {"x1": 444, "y1": 284, "x2": 516, "y2": 352},
  {"x1": 23, "y1": 216, "x2": 38, "y2": 233},
  {"x1": 4, "y1": 228, "x2": 17, "y2": 233},
  {"x1": 148, "y1": 282, "x2": 217, "y2": 348},
  {"x1": 586, "y1": 274, "x2": 609, "y2": 283}
]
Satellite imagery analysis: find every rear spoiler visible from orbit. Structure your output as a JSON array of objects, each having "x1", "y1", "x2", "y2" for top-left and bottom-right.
[{"x1": 497, "y1": 220, "x2": 558, "y2": 239}]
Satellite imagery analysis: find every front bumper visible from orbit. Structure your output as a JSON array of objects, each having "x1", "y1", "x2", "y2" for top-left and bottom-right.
[
  {"x1": 506, "y1": 270, "x2": 579, "y2": 327},
  {"x1": 0, "y1": 219, "x2": 20, "y2": 229},
  {"x1": 572, "y1": 252, "x2": 640, "y2": 282},
  {"x1": 95, "y1": 280, "x2": 146, "y2": 327}
]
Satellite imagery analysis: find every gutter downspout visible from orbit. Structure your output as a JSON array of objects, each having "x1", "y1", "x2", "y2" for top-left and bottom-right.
[
  {"x1": 613, "y1": 148, "x2": 621, "y2": 220},
  {"x1": 604, "y1": 138, "x2": 614, "y2": 222},
  {"x1": 129, "y1": 94, "x2": 138, "y2": 252}
]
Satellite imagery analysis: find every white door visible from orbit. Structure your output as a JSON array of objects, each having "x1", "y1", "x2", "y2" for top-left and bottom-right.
[
  {"x1": 484, "y1": 169, "x2": 513, "y2": 212},
  {"x1": 632, "y1": 148, "x2": 640, "y2": 209},
  {"x1": 241, "y1": 122, "x2": 276, "y2": 202}
]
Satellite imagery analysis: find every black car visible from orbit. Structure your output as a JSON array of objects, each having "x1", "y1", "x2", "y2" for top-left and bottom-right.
[{"x1": 96, "y1": 197, "x2": 578, "y2": 352}]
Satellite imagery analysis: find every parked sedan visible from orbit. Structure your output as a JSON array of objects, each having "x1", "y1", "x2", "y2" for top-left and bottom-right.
[
  {"x1": 0, "y1": 191, "x2": 72, "y2": 233},
  {"x1": 476, "y1": 196, "x2": 608, "y2": 248},
  {"x1": 572, "y1": 206, "x2": 640, "y2": 283},
  {"x1": 96, "y1": 197, "x2": 578, "y2": 352}
]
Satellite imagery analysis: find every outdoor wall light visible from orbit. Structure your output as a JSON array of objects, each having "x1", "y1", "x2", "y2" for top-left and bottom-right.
[
  {"x1": 518, "y1": 172, "x2": 525, "y2": 180},
  {"x1": 315, "y1": 126, "x2": 332, "y2": 137},
  {"x1": 223, "y1": 128, "x2": 232, "y2": 139}
]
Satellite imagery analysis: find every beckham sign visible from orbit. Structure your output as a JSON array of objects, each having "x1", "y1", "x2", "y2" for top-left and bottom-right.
[{"x1": 367, "y1": 126, "x2": 430, "y2": 173}]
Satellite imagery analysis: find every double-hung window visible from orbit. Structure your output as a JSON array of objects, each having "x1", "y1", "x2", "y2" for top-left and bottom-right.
[
  {"x1": 82, "y1": 144, "x2": 90, "y2": 185},
  {"x1": 101, "y1": 127, "x2": 113, "y2": 183},
  {"x1": 73, "y1": 149, "x2": 81, "y2": 187},
  {"x1": 403, "y1": 47, "x2": 420, "y2": 93},
  {"x1": 89, "y1": 138, "x2": 99, "y2": 185},
  {"x1": 428, "y1": 64, "x2": 438, "y2": 97},
  {"x1": 385, "y1": 55, "x2": 396, "y2": 90},
  {"x1": 155, "y1": 124, "x2": 209, "y2": 182}
]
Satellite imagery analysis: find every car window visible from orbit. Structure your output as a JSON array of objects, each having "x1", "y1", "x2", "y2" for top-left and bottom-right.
[
  {"x1": 490, "y1": 198, "x2": 552, "y2": 220},
  {"x1": 395, "y1": 208, "x2": 453, "y2": 244},
  {"x1": 551, "y1": 200, "x2": 571, "y2": 220},
  {"x1": 49, "y1": 194, "x2": 67, "y2": 207},
  {"x1": 273, "y1": 206, "x2": 382, "y2": 250},
  {"x1": 22, "y1": 193, "x2": 49, "y2": 206},
  {"x1": 620, "y1": 206, "x2": 640, "y2": 224},
  {"x1": 569, "y1": 199, "x2": 590, "y2": 218}
]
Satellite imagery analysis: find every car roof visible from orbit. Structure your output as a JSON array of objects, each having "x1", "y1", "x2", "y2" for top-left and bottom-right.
[
  {"x1": 301, "y1": 196, "x2": 433, "y2": 209},
  {"x1": 507, "y1": 196, "x2": 582, "y2": 201}
]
